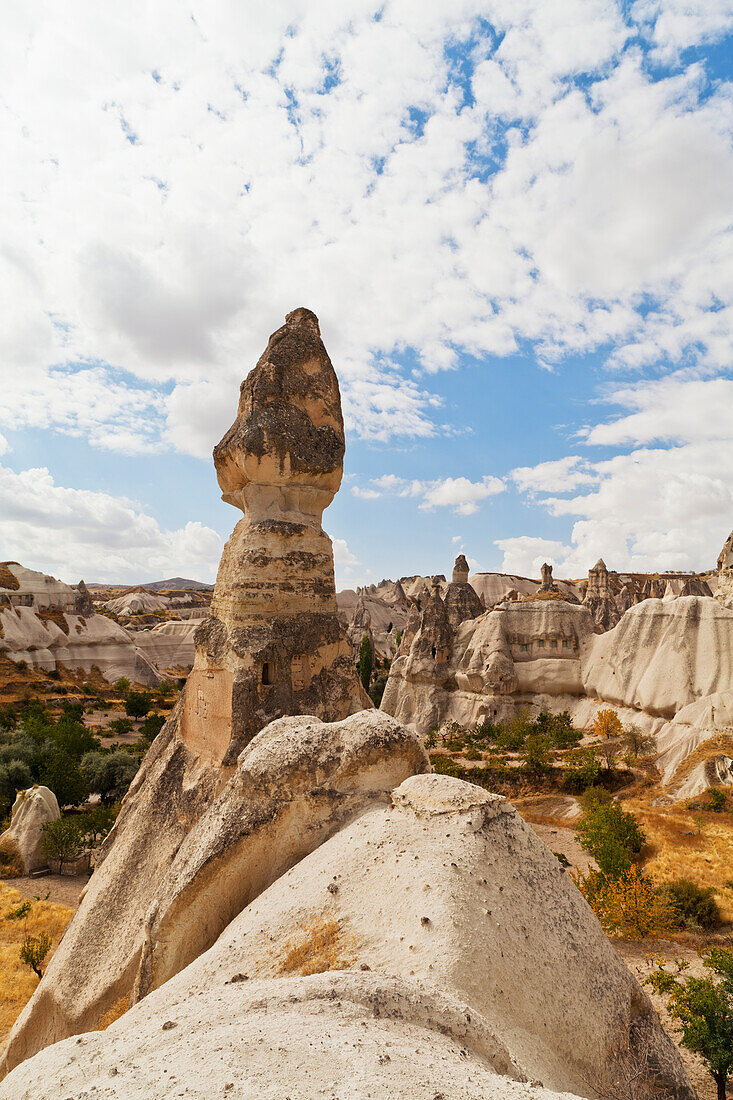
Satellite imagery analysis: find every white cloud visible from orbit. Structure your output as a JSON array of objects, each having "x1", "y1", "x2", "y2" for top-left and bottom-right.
[
  {"x1": 633, "y1": 0, "x2": 733, "y2": 61},
  {"x1": 352, "y1": 473, "x2": 505, "y2": 515},
  {"x1": 0, "y1": 462, "x2": 222, "y2": 583},
  {"x1": 495, "y1": 536, "x2": 568, "y2": 577},
  {"x1": 0, "y1": 433, "x2": 9, "y2": 457},
  {"x1": 510, "y1": 456, "x2": 597, "y2": 494},
  {"x1": 1, "y1": 2, "x2": 733, "y2": 459},
  {"x1": 508, "y1": 372, "x2": 733, "y2": 575}
]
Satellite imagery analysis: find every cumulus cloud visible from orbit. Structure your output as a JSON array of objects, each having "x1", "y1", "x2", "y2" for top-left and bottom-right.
[
  {"x1": 496, "y1": 536, "x2": 569, "y2": 578},
  {"x1": 2, "y1": 1, "x2": 733, "y2": 459},
  {"x1": 0, "y1": 463, "x2": 222, "y2": 584},
  {"x1": 352, "y1": 473, "x2": 505, "y2": 515}
]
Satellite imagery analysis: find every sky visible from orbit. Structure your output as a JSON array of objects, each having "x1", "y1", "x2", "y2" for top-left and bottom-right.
[{"x1": 1, "y1": 0, "x2": 733, "y2": 589}]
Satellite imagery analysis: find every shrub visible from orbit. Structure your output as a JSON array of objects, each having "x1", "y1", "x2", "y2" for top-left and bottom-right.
[
  {"x1": 114, "y1": 677, "x2": 131, "y2": 695},
  {"x1": 158, "y1": 680, "x2": 176, "y2": 696},
  {"x1": 648, "y1": 949, "x2": 733, "y2": 1100},
  {"x1": 579, "y1": 785, "x2": 612, "y2": 814},
  {"x1": 521, "y1": 733, "x2": 552, "y2": 775},
  {"x1": 77, "y1": 803, "x2": 118, "y2": 846},
  {"x1": 40, "y1": 818, "x2": 84, "y2": 872},
  {"x1": 108, "y1": 717, "x2": 134, "y2": 738},
  {"x1": 563, "y1": 750, "x2": 602, "y2": 793},
  {"x1": 577, "y1": 802, "x2": 645, "y2": 877},
  {"x1": 709, "y1": 788, "x2": 727, "y2": 813},
  {"x1": 368, "y1": 675, "x2": 387, "y2": 707},
  {"x1": 664, "y1": 879, "x2": 720, "y2": 930}
]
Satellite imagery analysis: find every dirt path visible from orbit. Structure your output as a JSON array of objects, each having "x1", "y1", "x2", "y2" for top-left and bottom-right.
[{"x1": 4, "y1": 873, "x2": 87, "y2": 908}]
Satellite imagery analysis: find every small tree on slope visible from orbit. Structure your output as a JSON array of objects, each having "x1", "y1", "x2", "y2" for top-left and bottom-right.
[{"x1": 648, "y1": 949, "x2": 733, "y2": 1100}]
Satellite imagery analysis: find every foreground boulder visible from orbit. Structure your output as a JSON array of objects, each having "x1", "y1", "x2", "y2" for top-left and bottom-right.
[
  {"x1": 0, "y1": 774, "x2": 693, "y2": 1099},
  {"x1": 0, "y1": 786, "x2": 59, "y2": 875}
]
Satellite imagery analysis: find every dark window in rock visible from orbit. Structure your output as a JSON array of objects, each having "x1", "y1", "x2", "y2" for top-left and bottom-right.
[
  {"x1": 261, "y1": 662, "x2": 272, "y2": 685},
  {"x1": 550, "y1": 639, "x2": 558, "y2": 649},
  {"x1": 431, "y1": 646, "x2": 436, "y2": 659},
  {"x1": 562, "y1": 639, "x2": 571, "y2": 649}
]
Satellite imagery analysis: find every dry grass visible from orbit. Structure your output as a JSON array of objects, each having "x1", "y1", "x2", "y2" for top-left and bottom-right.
[
  {"x1": 37, "y1": 608, "x2": 69, "y2": 634},
  {"x1": 0, "y1": 883, "x2": 73, "y2": 1050},
  {"x1": 278, "y1": 914, "x2": 355, "y2": 977},
  {"x1": 0, "y1": 564, "x2": 20, "y2": 592},
  {"x1": 627, "y1": 801, "x2": 733, "y2": 923},
  {"x1": 0, "y1": 837, "x2": 24, "y2": 879},
  {"x1": 97, "y1": 994, "x2": 130, "y2": 1030}
]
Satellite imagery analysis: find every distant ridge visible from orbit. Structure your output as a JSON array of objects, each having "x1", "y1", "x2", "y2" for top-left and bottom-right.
[
  {"x1": 87, "y1": 577, "x2": 214, "y2": 591},
  {"x1": 142, "y1": 577, "x2": 214, "y2": 591}
]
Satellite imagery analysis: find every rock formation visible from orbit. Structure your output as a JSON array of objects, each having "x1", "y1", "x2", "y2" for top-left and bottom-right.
[
  {"x1": 190, "y1": 306, "x2": 369, "y2": 759},
  {"x1": 1, "y1": 773, "x2": 693, "y2": 1099},
  {"x1": 718, "y1": 528, "x2": 733, "y2": 571},
  {"x1": 0, "y1": 307, "x2": 375, "y2": 1075},
  {"x1": 679, "y1": 575, "x2": 713, "y2": 598},
  {"x1": 443, "y1": 555, "x2": 484, "y2": 631},
  {"x1": 583, "y1": 558, "x2": 620, "y2": 633},
  {"x1": 384, "y1": 583, "x2": 733, "y2": 798},
  {"x1": 73, "y1": 579, "x2": 94, "y2": 616},
  {"x1": 346, "y1": 592, "x2": 373, "y2": 655},
  {"x1": 538, "y1": 561, "x2": 558, "y2": 593},
  {"x1": 0, "y1": 599, "x2": 160, "y2": 686},
  {"x1": 0, "y1": 787, "x2": 59, "y2": 874}
]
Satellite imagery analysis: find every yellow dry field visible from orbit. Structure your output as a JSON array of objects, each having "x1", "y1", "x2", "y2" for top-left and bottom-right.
[
  {"x1": 628, "y1": 801, "x2": 733, "y2": 922},
  {"x1": 0, "y1": 883, "x2": 73, "y2": 1050}
]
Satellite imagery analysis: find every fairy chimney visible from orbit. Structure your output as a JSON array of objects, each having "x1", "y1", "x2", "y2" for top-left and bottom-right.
[{"x1": 183, "y1": 307, "x2": 369, "y2": 764}]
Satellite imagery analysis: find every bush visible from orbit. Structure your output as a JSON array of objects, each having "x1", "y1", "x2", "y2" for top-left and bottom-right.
[
  {"x1": 577, "y1": 802, "x2": 645, "y2": 877},
  {"x1": 368, "y1": 675, "x2": 387, "y2": 707},
  {"x1": 563, "y1": 750, "x2": 602, "y2": 793},
  {"x1": 358, "y1": 635, "x2": 373, "y2": 692},
  {"x1": 0, "y1": 834, "x2": 24, "y2": 877},
  {"x1": 108, "y1": 717, "x2": 134, "y2": 738},
  {"x1": 623, "y1": 724, "x2": 656, "y2": 760},
  {"x1": 664, "y1": 879, "x2": 720, "y2": 930},
  {"x1": 521, "y1": 733, "x2": 552, "y2": 775},
  {"x1": 709, "y1": 788, "x2": 727, "y2": 813},
  {"x1": 579, "y1": 785, "x2": 612, "y2": 814},
  {"x1": 77, "y1": 803, "x2": 118, "y2": 846}
]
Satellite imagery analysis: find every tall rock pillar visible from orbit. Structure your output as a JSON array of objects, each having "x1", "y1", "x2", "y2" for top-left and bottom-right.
[{"x1": 182, "y1": 307, "x2": 369, "y2": 765}]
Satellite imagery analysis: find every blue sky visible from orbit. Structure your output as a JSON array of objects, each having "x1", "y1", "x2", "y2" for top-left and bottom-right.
[{"x1": 1, "y1": 1, "x2": 732, "y2": 588}]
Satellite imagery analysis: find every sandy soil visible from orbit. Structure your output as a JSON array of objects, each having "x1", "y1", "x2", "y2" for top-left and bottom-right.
[{"x1": 4, "y1": 874, "x2": 87, "y2": 908}]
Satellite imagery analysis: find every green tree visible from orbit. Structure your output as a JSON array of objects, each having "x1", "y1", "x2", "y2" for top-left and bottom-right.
[
  {"x1": 124, "y1": 691, "x2": 152, "y2": 723},
  {"x1": 139, "y1": 713, "x2": 165, "y2": 743},
  {"x1": 114, "y1": 676, "x2": 131, "y2": 694},
  {"x1": 40, "y1": 818, "x2": 84, "y2": 873},
  {"x1": 577, "y1": 801, "x2": 645, "y2": 877},
  {"x1": 20, "y1": 931, "x2": 51, "y2": 979},
  {"x1": 81, "y1": 750, "x2": 139, "y2": 805},
  {"x1": 664, "y1": 879, "x2": 720, "y2": 931},
  {"x1": 38, "y1": 749, "x2": 88, "y2": 808},
  {"x1": 358, "y1": 634, "x2": 373, "y2": 692},
  {"x1": 648, "y1": 949, "x2": 733, "y2": 1100},
  {"x1": 623, "y1": 723, "x2": 655, "y2": 760}
]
